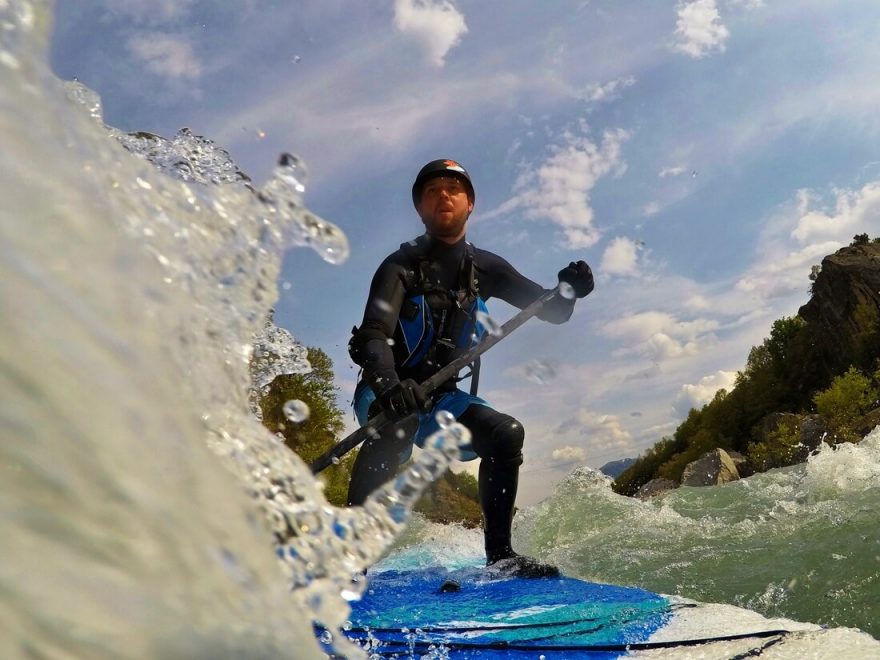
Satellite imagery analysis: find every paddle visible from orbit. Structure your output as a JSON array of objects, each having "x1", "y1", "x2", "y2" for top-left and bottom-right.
[{"x1": 310, "y1": 287, "x2": 562, "y2": 474}]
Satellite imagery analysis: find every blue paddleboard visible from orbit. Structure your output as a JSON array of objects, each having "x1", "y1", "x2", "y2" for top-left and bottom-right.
[
  {"x1": 338, "y1": 566, "x2": 671, "y2": 658},
  {"x1": 322, "y1": 566, "x2": 800, "y2": 658}
]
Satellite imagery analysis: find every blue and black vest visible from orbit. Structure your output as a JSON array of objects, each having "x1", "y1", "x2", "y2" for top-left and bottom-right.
[
  {"x1": 358, "y1": 239, "x2": 489, "y2": 397},
  {"x1": 395, "y1": 239, "x2": 488, "y2": 395}
]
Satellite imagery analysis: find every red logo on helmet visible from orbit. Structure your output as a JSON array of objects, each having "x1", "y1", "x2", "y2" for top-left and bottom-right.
[{"x1": 443, "y1": 160, "x2": 465, "y2": 173}]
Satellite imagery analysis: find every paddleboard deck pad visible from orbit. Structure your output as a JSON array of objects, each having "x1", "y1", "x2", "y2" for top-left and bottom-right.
[{"x1": 324, "y1": 566, "x2": 798, "y2": 658}]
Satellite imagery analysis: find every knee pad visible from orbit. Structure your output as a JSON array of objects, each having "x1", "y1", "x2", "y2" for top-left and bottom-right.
[{"x1": 461, "y1": 405, "x2": 524, "y2": 465}]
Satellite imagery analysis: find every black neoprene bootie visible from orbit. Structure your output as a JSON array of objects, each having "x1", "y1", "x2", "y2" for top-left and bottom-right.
[{"x1": 486, "y1": 552, "x2": 560, "y2": 579}]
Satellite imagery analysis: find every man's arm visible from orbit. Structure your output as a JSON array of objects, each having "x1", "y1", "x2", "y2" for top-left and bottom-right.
[
  {"x1": 348, "y1": 258, "x2": 408, "y2": 392},
  {"x1": 479, "y1": 251, "x2": 578, "y2": 324}
]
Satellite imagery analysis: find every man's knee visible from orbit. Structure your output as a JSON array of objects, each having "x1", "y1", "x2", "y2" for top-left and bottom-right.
[{"x1": 460, "y1": 405, "x2": 524, "y2": 465}]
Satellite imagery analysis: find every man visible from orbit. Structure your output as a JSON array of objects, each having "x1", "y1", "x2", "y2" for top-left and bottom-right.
[{"x1": 347, "y1": 159, "x2": 593, "y2": 577}]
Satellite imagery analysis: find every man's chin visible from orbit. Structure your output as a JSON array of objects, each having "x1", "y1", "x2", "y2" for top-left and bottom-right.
[{"x1": 431, "y1": 228, "x2": 465, "y2": 240}]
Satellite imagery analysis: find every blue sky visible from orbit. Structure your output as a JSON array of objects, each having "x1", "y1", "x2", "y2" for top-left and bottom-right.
[{"x1": 51, "y1": 0, "x2": 880, "y2": 503}]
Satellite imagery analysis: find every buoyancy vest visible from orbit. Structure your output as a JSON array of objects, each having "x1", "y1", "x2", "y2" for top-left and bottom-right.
[
  {"x1": 396, "y1": 239, "x2": 488, "y2": 391},
  {"x1": 350, "y1": 238, "x2": 489, "y2": 397}
]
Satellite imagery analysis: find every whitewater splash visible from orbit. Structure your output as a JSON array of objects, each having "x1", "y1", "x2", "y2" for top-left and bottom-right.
[
  {"x1": 513, "y1": 430, "x2": 880, "y2": 638},
  {"x1": 1, "y1": 2, "x2": 470, "y2": 658}
]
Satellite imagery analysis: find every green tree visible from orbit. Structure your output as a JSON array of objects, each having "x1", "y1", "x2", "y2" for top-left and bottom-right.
[
  {"x1": 747, "y1": 417, "x2": 801, "y2": 471},
  {"x1": 258, "y1": 346, "x2": 354, "y2": 505},
  {"x1": 415, "y1": 469, "x2": 482, "y2": 527},
  {"x1": 813, "y1": 366, "x2": 879, "y2": 444},
  {"x1": 613, "y1": 435, "x2": 685, "y2": 495},
  {"x1": 852, "y1": 298, "x2": 880, "y2": 369},
  {"x1": 851, "y1": 233, "x2": 870, "y2": 246}
]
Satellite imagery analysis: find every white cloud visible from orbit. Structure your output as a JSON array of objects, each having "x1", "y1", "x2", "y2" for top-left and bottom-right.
[
  {"x1": 675, "y1": 370, "x2": 738, "y2": 415},
  {"x1": 553, "y1": 409, "x2": 634, "y2": 457},
  {"x1": 791, "y1": 183, "x2": 880, "y2": 245},
  {"x1": 734, "y1": 181, "x2": 880, "y2": 305},
  {"x1": 600, "y1": 311, "x2": 720, "y2": 361},
  {"x1": 659, "y1": 165, "x2": 687, "y2": 178},
  {"x1": 127, "y1": 33, "x2": 201, "y2": 79},
  {"x1": 684, "y1": 294, "x2": 711, "y2": 310},
  {"x1": 551, "y1": 445, "x2": 587, "y2": 462},
  {"x1": 580, "y1": 75, "x2": 636, "y2": 104},
  {"x1": 100, "y1": 0, "x2": 196, "y2": 24},
  {"x1": 673, "y1": 0, "x2": 729, "y2": 58},
  {"x1": 393, "y1": 0, "x2": 468, "y2": 67},
  {"x1": 601, "y1": 236, "x2": 640, "y2": 277},
  {"x1": 486, "y1": 129, "x2": 630, "y2": 249},
  {"x1": 728, "y1": 0, "x2": 765, "y2": 9},
  {"x1": 644, "y1": 201, "x2": 661, "y2": 217}
]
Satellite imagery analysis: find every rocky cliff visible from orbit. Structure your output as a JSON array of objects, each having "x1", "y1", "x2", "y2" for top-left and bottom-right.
[
  {"x1": 799, "y1": 242, "x2": 880, "y2": 379},
  {"x1": 613, "y1": 238, "x2": 880, "y2": 497}
]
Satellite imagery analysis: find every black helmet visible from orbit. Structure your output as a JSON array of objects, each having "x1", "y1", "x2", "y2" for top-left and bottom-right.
[{"x1": 411, "y1": 159, "x2": 475, "y2": 208}]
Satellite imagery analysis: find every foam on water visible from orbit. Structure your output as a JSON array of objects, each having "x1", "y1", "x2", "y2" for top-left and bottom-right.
[{"x1": 513, "y1": 430, "x2": 880, "y2": 638}]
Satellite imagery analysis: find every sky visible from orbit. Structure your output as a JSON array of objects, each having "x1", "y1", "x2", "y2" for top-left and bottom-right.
[{"x1": 51, "y1": 0, "x2": 880, "y2": 504}]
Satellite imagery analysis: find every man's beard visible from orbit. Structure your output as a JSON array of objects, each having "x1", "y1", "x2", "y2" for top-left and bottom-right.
[{"x1": 425, "y1": 212, "x2": 468, "y2": 238}]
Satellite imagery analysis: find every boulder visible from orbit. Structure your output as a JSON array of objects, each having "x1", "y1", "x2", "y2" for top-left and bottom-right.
[
  {"x1": 680, "y1": 448, "x2": 740, "y2": 487},
  {"x1": 635, "y1": 477, "x2": 677, "y2": 499},
  {"x1": 800, "y1": 414, "x2": 828, "y2": 454},
  {"x1": 727, "y1": 450, "x2": 752, "y2": 477},
  {"x1": 855, "y1": 407, "x2": 880, "y2": 440},
  {"x1": 755, "y1": 412, "x2": 828, "y2": 464}
]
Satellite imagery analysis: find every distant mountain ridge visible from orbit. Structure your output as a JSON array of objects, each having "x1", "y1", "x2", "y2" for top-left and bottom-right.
[{"x1": 599, "y1": 458, "x2": 636, "y2": 479}]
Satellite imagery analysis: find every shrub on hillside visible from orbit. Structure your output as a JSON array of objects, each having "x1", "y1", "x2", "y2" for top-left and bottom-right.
[
  {"x1": 747, "y1": 416, "x2": 802, "y2": 471},
  {"x1": 813, "y1": 366, "x2": 879, "y2": 444}
]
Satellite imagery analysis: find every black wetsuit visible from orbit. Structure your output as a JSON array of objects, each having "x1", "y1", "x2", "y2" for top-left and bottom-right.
[{"x1": 347, "y1": 233, "x2": 574, "y2": 562}]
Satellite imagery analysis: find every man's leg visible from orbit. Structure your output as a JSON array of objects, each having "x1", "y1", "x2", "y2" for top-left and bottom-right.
[
  {"x1": 346, "y1": 414, "x2": 418, "y2": 506},
  {"x1": 456, "y1": 404, "x2": 524, "y2": 562},
  {"x1": 457, "y1": 403, "x2": 558, "y2": 577}
]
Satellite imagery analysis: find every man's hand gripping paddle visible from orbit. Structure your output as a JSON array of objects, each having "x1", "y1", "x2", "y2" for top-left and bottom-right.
[{"x1": 310, "y1": 287, "x2": 562, "y2": 474}]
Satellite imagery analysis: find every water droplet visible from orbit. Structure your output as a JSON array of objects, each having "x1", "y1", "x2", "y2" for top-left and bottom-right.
[
  {"x1": 282, "y1": 399, "x2": 310, "y2": 422},
  {"x1": 293, "y1": 55, "x2": 302, "y2": 63},
  {"x1": 559, "y1": 281, "x2": 576, "y2": 300},
  {"x1": 395, "y1": 428, "x2": 407, "y2": 439},
  {"x1": 276, "y1": 152, "x2": 307, "y2": 193},
  {"x1": 281, "y1": 280, "x2": 292, "y2": 290},
  {"x1": 476, "y1": 310, "x2": 502, "y2": 336},
  {"x1": 320, "y1": 630, "x2": 333, "y2": 644},
  {"x1": 0, "y1": 50, "x2": 20, "y2": 70},
  {"x1": 386, "y1": 338, "x2": 395, "y2": 346},
  {"x1": 525, "y1": 359, "x2": 556, "y2": 385},
  {"x1": 331, "y1": 455, "x2": 340, "y2": 465},
  {"x1": 435, "y1": 410, "x2": 455, "y2": 428}
]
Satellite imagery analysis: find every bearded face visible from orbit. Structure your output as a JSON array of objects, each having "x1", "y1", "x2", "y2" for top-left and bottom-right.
[{"x1": 416, "y1": 176, "x2": 474, "y2": 241}]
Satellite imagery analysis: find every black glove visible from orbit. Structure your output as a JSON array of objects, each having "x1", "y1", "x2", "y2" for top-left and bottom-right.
[
  {"x1": 557, "y1": 260, "x2": 594, "y2": 298},
  {"x1": 378, "y1": 379, "x2": 431, "y2": 418}
]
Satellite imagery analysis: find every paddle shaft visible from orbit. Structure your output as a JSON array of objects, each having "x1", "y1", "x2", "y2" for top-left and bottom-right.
[{"x1": 310, "y1": 287, "x2": 561, "y2": 474}]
